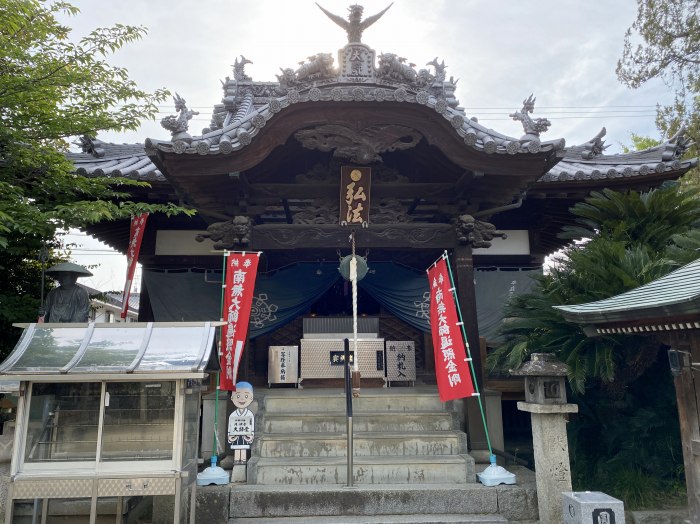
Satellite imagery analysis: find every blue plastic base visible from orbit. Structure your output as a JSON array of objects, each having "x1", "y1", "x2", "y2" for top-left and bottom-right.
[
  {"x1": 477, "y1": 455, "x2": 517, "y2": 486},
  {"x1": 196, "y1": 465, "x2": 230, "y2": 486}
]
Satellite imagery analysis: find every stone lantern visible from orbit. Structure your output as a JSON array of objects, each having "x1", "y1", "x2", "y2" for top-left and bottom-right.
[
  {"x1": 515, "y1": 352, "x2": 569, "y2": 405},
  {"x1": 512, "y1": 353, "x2": 578, "y2": 524}
]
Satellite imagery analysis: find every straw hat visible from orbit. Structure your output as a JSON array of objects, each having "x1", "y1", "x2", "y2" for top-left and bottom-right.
[{"x1": 45, "y1": 262, "x2": 93, "y2": 277}]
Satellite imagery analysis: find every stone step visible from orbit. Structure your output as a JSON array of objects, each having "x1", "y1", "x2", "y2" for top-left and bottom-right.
[
  {"x1": 247, "y1": 454, "x2": 475, "y2": 485},
  {"x1": 231, "y1": 514, "x2": 509, "y2": 523},
  {"x1": 209, "y1": 473, "x2": 538, "y2": 522},
  {"x1": 258, "y1": 431, "x2": 468, "y2": 458},
  {"x1": 262, "y1": 388, "x2": 450, "y2": 413},
  {"x1": 261, "y1": 411, "x2": 457, "y2": 433}
]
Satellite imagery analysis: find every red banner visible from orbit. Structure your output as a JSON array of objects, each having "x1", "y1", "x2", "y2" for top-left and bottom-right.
[
  {"x1": 121, "y1": 213, "x2": 148, "y2": 319},
  {"x1": 220, "y1": 252, "x2": 260, "y2": 391},
  {"x1": 427, "y1": 258, "x2": 475, "y2": 402}
]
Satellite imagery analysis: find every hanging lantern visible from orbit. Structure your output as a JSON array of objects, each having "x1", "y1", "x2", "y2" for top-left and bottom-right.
[{"x1": 338, "y1": 254, "x2": 368, "y2": 281}]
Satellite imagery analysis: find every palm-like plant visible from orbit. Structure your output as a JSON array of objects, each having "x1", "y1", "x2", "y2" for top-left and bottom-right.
[
  {"x1": 489, "y1": 183, "x2": 699, "y2": 507},
  {"x1": 489, "y1": 183, "x2": 700, "y2": 393},
  {"x1": 560, "y1": 184, "x2": 700, "y2": 252}
]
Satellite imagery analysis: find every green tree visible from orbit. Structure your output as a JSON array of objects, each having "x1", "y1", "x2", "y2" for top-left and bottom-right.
[
  {"x1": 490, "y1": 184, "x2": 700, "y2": 392},
  {"x1": 0, "y1": 0, "x2": 193, "y2": 249},
  {"x1": 0, "y1": 234, "x2": 65, "y2": 359},
  {"x1": 0, "y1": 1, "x2": 194, "y2": 355},
  {"x1": 617, "y1": 0, "x2": 699, "y2": 185},
  {"x1": 489, "y1": 184, "x2": 700, "y2": 507},
  {"x1": 620, "y1": 133, "x2": 661, "y2": 154}
]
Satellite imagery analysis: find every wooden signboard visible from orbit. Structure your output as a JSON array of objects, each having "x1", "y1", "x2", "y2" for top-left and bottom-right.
[{"x1": 340, "y1": 166, "x2": 371, "y2": 226}]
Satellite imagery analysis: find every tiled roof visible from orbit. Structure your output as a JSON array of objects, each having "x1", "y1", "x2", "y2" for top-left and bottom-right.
[
  {"x1": 67, "y1": 141, "x2": 164, "y2": 182},
  {"x1": 67, "y1": 46, "x2": 695, "y2": 185},
  {"x1": 69, "y1": 132, "x2": 695, "y2": 187},
  {"x1": 145, "y1": 45, "x2": 566, "y2": 160},
  {"x1": 540, "y1": 127, "x2": 697, "y2": 184},
  {"x1": 145, "y1": 83, "x2": 566, "y2": 159},
  {"x1": 78, "y1": 283, "x2": 140, "y2": 313},
  {"x1": 555, "y1": 258, "x2": 700, "y2": 324}
]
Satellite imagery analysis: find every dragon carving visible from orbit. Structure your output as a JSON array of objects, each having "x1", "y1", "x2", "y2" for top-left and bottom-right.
[
  {"x1": 454, "y1": 215, "x2": 507, "y2": 248},
  {"x1": 510, "y1": 94, "x2": 551, "y2": 140},
  {"x1": 160, "y1": 94, "x2": 199, "y2": 138},
  {"x1": 377, "y1": 53, "x2": 417, "y2": 83},
  {"x1": 195, "y1": 216, "x2": 253, "y2": 249},
  {"x1": 276, "y1": 53, "x2": 336, "y2": 89}
]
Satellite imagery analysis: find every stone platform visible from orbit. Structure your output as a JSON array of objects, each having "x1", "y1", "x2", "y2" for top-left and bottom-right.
[
  {"x1": 197, "y1": 386, "x2": 538, "y2": 522},
  {"x1": 196, "y1": 468, "x2": 538, "y2": 523}
]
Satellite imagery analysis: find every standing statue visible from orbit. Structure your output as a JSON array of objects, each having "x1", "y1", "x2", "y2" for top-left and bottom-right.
[
  {"x1": 316, "y1": 3, "x2": 393, "y2": 43},
  {"x1": 228, "y1": 381, "x2": 255, "y2": 482},
  {"x1": 39, "y1": 262, "x2": 92, "y2": 323}
]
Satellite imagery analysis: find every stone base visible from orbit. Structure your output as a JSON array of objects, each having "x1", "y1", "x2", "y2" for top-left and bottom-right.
[
  {"x1": 194, "y1": 468, "x2": 539, "y2": 522},
  {"x1": 231, "y1": 464, "x2": 247, "y2": 483}
]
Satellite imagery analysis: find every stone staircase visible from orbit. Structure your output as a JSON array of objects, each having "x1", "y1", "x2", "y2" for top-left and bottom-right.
[
  {"x1": 202, "y1": 386, "x2": 539, "y2": 523},
  {"x1": 247, "y1": 387, "x2": 474, "y2": 486}
]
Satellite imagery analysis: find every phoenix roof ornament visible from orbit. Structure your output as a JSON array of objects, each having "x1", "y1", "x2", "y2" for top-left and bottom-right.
[{"x1": 316, "y1": 3, "x2": 393, "y2": 44}]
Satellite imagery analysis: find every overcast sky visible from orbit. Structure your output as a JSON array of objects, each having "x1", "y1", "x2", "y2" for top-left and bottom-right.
[{"x1": 60, "y1": 0, "x2": 672, "y2": 290}]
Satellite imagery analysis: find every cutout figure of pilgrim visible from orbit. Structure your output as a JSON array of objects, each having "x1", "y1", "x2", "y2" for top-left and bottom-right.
[{"x1": 228, "y1": 382, "x2": 255, "y2": 482}]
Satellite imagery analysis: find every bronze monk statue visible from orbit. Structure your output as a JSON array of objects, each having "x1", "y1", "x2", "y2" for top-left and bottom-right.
[
  {"x1": 316, "y1": 3, "x2": 393, "y2": 44},
  {"x1": 39, "y1": 262, "x2": 92, "y2": 323}
]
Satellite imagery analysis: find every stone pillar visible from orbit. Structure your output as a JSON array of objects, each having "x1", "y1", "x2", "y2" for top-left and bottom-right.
[
  {"x1": 513, "y1": 353, "x2": 577, "y2": 524},
  {"x1": 518, "y1": 402, "x2": 578, "y2": 523}
]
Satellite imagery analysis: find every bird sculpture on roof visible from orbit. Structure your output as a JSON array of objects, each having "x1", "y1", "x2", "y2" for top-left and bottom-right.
[{"x1": 316, "y1": 3, "x2": 393, "y2": 44}]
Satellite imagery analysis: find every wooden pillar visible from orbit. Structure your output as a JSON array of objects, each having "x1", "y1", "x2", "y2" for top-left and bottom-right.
[
  {"x1": 454, "y1": 245, "x2": 483, "y2": 385},
  {"x1": 453, "y1": 244, "x2": 488, "y2": 450},
  {"x1": 137, "y1": 270, "x2": 154, "y2": 322},
  {"x1": 673, "y1": 334, "x2": 700, "y2": 521}
]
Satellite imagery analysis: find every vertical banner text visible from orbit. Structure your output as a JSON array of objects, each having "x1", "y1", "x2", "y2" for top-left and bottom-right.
[
  {"x1": 121, "y1": 213, "x2": 148, "y2": 319},
  {"x1": 427, "y1": 258, "x2": 475, "y2": 401},
  {"x1": 220, "y1": 252, "x2": 260, "y2": 391}
]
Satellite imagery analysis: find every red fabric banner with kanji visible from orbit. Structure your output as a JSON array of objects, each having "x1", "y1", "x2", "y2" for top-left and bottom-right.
[
  {"x1": 427, "y1": 258, "x2": 475, "y2": 401},
  {"x1": 121, "y1": 213, "x2": 148, "y2": 319},
  {"x1": 220, "y1": 252, "x2": 260, "y2": 391}
]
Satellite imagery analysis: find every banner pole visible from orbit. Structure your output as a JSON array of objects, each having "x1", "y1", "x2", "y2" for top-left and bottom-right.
[
  {"x1": 213, "y1": 250, "x2": 229, "y2": 460},
  {"x1": 443, "y1": 250, "x2": 493, "y2": 457},
  {"x1": 344, "y1": 338, "x2": 354, "y2": 487}
]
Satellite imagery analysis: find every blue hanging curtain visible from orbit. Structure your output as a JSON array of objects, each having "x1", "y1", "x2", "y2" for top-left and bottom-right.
[
  {"x1": 249, "y1": 262, "x2": 339, "y2": 338},
  {"x1": 358, "y1": 263, "x2": 542, "y2": 339},
  {"x1": 359, "y1": 262, "x2": 431, "y2": 332},
  {"x1": 143, "y1": 263, "x2": 340, "y2": 338},
  {"x1": 142, "y1": 262, "x2": 540, "y2": 342}
]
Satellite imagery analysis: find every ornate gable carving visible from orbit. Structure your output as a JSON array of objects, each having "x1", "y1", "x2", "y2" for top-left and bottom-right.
[{"x1": 294, "y1": 124, "x2": 421, "y2": 164}]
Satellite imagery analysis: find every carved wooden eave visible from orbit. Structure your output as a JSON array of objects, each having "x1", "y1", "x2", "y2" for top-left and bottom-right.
[
  {"x1": 68, "y1": 125, "x2": 697, "y2": 208},
  {"x1": 250, "y1": 223, "x2": 456, "y2": 250},
  {"x1": 143, "y1": 104, "x2": 565, "y2": 220}
]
